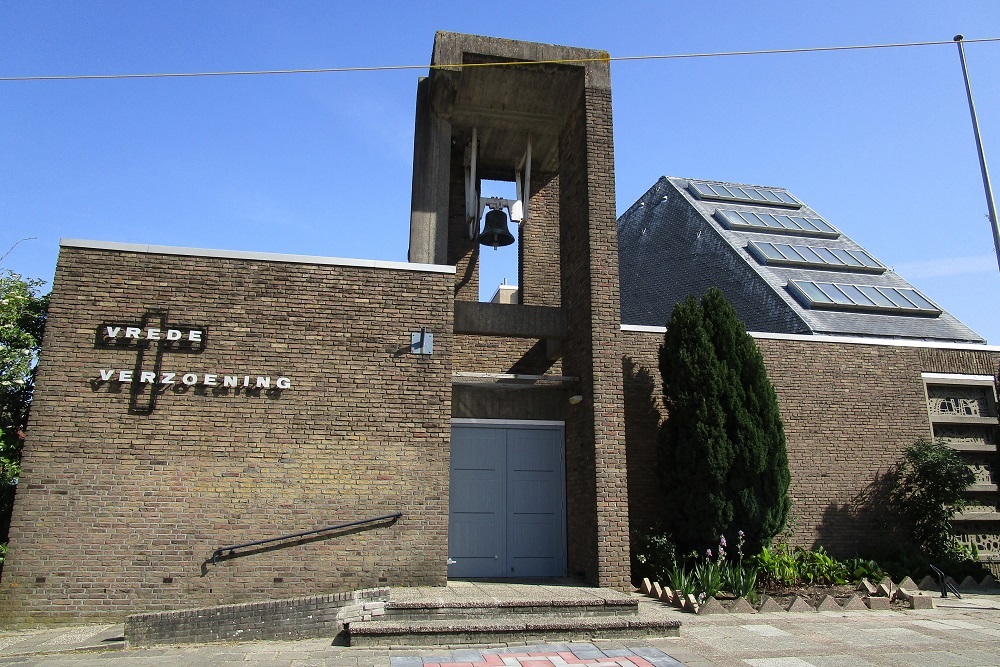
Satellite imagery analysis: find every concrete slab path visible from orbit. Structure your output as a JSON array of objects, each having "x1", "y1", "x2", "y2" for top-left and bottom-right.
[{"x1": 1, "y1": 592, "x2": 998, "y2": 666}]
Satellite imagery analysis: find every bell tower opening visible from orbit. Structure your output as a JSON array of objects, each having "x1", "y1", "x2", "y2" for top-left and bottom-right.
[{"x1": 478, "y1": 178, "x2": 520, "y2": 303}]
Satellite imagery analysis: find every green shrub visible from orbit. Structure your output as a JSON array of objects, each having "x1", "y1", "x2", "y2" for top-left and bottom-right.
[
  {"x1": 630, "y1": 527, "x2": 677, "y2": 585},
  {"x1": 0, "y1": 542, "x2": 6, "y2": 574},
  {"x1": 795, "y1": 547, "x2": 847, "y2": 585},
  {"x1": 723, "y1": 563, "x2": 758, "y2": 600},
  {"x1": 890, "y1": 438, "x2": 976, "y2": 563},
  {"x1": 669, "y1": 565, "x2": 696, "y2": 595},
  {"x1": 693, "y1": 559, "x2": 723, "y2": 599},
  {"x1": 753, "y1": 544, "x2": 798, "y2": 588},
  {"x1": 657, "y1": 288, "x2": 790, "y2": 555}
]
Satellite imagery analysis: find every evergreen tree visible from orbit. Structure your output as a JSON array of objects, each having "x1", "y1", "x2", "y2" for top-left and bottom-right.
[{"x1": 658, "y1": 288, "x2": 790, "y2": 555}]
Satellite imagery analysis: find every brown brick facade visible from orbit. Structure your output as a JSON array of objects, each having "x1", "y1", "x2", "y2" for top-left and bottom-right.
[
  {"x1": 0, "y1": 246, "x2": 454, "y2": 623},
  {"x1": 622, "y1": 329, "x2": 1000, "y2": 557}
]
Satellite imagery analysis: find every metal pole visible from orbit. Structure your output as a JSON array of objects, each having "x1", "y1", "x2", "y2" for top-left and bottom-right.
[{"x1": 954, "y1": 35, "x2": 1000, "y2": 274}]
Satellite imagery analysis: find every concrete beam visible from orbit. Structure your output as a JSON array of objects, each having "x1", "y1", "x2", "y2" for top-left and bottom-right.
[{"x1": 454, "y1": 302, "x2": 566, "y2": 339}]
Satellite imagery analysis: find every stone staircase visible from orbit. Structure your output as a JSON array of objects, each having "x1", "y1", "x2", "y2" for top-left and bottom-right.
[{"x1": 345, "y1": 582, "x2": 681, "y2": 647}]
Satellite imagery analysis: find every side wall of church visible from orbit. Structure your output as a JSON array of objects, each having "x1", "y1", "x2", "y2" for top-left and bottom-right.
[{"x1": 0, "y1": 245, "x2": 454, "y2": 623}]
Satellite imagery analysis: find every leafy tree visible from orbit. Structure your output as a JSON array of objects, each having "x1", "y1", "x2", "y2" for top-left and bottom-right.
[
  {"x1": 657, "y1": 288, "x2": 790, "y2": 555},
  {"x1": 890, "y1": 438, "x2": 976, "y2": 563},
  {"x1": 1, "y1": 270, "x2": 48, "y2": 543}
]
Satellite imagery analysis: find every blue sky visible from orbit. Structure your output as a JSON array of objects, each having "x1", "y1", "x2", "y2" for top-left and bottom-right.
[{"x1": 2, "y1": 2, "x2": 999, "y2": 341}]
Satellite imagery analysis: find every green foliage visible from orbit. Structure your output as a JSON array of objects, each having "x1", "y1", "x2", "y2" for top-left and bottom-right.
[
  {"x1": 0, "y1": 542, "x2": 6, "y2": 573},
  {"x1": 657, "y1": 288, "x2": 791, "y2": 555},
  {"x1": 723, "y1": 562, "x2": 758, "y2": 600},
  {"x1": 0, "y1": 270, "x2": 48, "y2": 542},
  {"x1": 795, "y1": 546, "x2": 847, "y2": 585},
  {"x1": 668, "y1": 565, "x2": 695, "y2": 595},
  {"x1": 693, "y1": 559, "x2": 723, "y2": 598},
  {"x1": 630, "y1": 526, "x2": 678, "y2": 585},
  {"x1": 753, "y1": 543, "x2": 798, "y2": 588},
  {"x1": 842, "y1": 557, "x2": 886, "y2": 582},
  {"x1": 889, "y1": 438, "x2": 976, "y2": 563}
]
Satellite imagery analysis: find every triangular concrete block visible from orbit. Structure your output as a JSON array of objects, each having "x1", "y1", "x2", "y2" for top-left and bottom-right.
[
  {"x1": 728, "y1": 597, "x2": 756, "y2": 613},
  {"x1": 877, "y1": 583, "x2": 894, "y2": 598},
  {"x1": 945, "y1": 576, "x2": 959, "y2": 590},
  {"x1": 697, "y1": 596, "x2": 728, "y2": 615},
  {"x1": 786, "y1": 596, "x2": 816, "y2": 612},
  {"x1": 898, "y1": 576, "x2": 918, "y2": 592},
  {"x1": 683, "y1": 593, "x2": 699, "y2": 613},
  {"x1": 659, "y1": 586, "x2": 675, "y2": 604},
  {"x1": 671, "y1": 591, "x2": 686, "y2": 608},
  {"x1": 840, "y1": 594, "x2": 868, "y2": 611},
  {"x1": 756, "y1": 596, "x2": 786, "y2": 613},
  {"x1": 918, "y1": 575, "x2": 937, "y2": 591},
  {"x1": 816, "y1": 595, "x2": 841, "y2": 611},
  {"x1": 959, "y1": 576, "x2": 978, "y2": 592},
  {"x1": 641, "y1": 578, "x2": 653, "y2": 595},
  {"x1": 865, "y1": 596, "x2": 891, "y2": 610},
  {"x1": 652, "y1": 581, "x2": 663, "y2": 599},
  {"x1": 879, "y1": 577, "x2": 898, "y2": 597},
  {"x1": 981, "y1": 575, "x2": 999, "y2": 590},
  {"x1": 907, "y1": 593, "x2": 934, "y2": 610},
  {"x1": 857, "y1": 578, "x2": 878, "y2": 595}
]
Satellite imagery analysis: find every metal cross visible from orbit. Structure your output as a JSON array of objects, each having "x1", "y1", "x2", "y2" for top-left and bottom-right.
[{"x1": 94, "y1": 310, "x2": 207, "y2": 414}]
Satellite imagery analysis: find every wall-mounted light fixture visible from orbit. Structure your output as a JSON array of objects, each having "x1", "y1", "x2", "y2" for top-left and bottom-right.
[
  {"x1": 568, "y1": 394, "x2": 584, "y2": 405},
  {"x1": 410, "y1": 327, "x2": 434, "y2": 355}
]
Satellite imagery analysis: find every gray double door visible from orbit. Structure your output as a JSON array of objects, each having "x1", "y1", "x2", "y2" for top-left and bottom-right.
[{"x1": 448, "y1": 422, "x2": 566, "y2": 578}]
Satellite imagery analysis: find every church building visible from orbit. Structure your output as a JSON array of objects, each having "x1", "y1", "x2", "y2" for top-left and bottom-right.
[{"x1": 1, "y1": 32, "x2": 996, "y2": 624}]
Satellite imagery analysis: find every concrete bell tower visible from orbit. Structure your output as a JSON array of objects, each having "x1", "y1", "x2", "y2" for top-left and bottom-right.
[{"x1": 408, "y1": 32, "x2": 630, "y2": 591}]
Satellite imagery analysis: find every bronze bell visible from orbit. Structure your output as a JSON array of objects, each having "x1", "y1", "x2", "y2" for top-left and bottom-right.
[{"x1": 479, "y1": 209, "x2": 515, "y2": 249}]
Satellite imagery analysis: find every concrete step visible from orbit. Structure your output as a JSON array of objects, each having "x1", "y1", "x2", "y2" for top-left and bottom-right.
[
  {"x1": 345, "y1": 615, "x2": 681, "y2": 647},
  {"x1": 384, "y1": 597, "x2": 638, "y2": 622}
]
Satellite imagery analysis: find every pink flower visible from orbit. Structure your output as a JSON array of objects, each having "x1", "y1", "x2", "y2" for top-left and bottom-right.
[
  {"x1": 719, "y1": 535, "x2": 727, "y2": 548},
  {"x1": 706, "y1": 549, "x2": 712, "y2": 558}
]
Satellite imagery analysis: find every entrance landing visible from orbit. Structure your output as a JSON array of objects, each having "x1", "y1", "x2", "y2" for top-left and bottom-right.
[{"x1": 347, "y1": 581, "x2": 682, "y2": 646}]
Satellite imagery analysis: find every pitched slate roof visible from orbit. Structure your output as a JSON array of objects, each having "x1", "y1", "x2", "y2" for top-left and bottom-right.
[{"x1": 617, "y1": 176, "x2": 985, "y2": 344}]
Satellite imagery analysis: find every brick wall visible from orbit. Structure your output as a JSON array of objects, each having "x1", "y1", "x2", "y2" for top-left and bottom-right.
[
  {"x1": 622, "y1": 329, "x2": 1000, "y2": 557},
  {"x1": 559, "y1": 85, "x2": 631, "y2": 591},
  {"x1": 125, "y1": 587, "x2": 388, "y2": 646},
  {"x1": 0, "y1": 246, "x2": 453, "y2": 624}
]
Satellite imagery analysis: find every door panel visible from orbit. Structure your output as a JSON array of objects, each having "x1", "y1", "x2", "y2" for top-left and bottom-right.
[
  {"x1": 449, "y1": 424, "x2": 565, "y2": 578},
  {"x1": 447, "y1": 427, "x2": 504, "y2": 578}
]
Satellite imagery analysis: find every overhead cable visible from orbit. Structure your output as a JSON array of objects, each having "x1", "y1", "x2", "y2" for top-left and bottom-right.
[{"x1": 1, "y1": 36, "x2": 998, "y2": 82}]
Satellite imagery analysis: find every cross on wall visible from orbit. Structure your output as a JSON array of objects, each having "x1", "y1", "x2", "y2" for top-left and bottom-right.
[{"x1": 94, "y1": 310, "x2": 207, "y2": 415}]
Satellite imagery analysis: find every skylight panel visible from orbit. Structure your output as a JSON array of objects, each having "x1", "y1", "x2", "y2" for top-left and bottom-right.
[
  {"x1": 746, "y1": 240, "x2": 886, "y2": 273},
  {"x1": 689, "y1": 181, "x2": 802, "y2": 208},
  {"x1": 788, "y1": 280, "x2": 941, "y2": 316},
  {"x1": 716, "y1": 209, "x2": 840, "y2": 238}
]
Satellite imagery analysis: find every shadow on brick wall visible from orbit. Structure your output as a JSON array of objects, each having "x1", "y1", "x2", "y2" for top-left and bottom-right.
[{"x1": 815, "y1": 465, "x2": 903, "y2": 557}]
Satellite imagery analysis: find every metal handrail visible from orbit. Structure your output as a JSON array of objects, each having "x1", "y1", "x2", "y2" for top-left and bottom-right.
[
  {"x1": 929, "y1": 563, "x2": 963, "y2": 599},
  {"x1": 211, "y1": 512, "x2": 402, "y2": 564}
]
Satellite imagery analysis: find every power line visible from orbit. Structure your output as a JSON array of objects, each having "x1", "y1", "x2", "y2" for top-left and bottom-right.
[{"x1": 2, "y1": 37, "x2": 998, "y2": 82}]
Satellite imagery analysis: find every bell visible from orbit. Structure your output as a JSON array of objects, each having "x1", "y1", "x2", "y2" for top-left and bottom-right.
[{"x1": 479, "y1": 209, "x2": 515, "y2": 249}]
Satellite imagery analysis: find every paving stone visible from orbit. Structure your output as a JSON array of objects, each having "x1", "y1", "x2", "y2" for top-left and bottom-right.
[
  {"x1": 389, "y1": 658, "x2": 423, "y2": 667},
  {"x1": 786, "y1": 597, "x2": 815, "y2": 613},
  {"x1": 958, "y1": 576, "x2": 978, "y2": 592},
  {"x1": 839, "y1": 595, "x2": 868, "y2": 611},
  {"x1": 727, "y1": 597, "x2": 756, "y2": 614},
  {"x1": 815, "y1": 595, "x2": 841, "y2": 612},
  {"x1": 696, "y1": 597, "x2": 727, "y2": 615},
  {"x1": 864, "y1": 596, "x2": 891, "y2": 611},
  {"x1": 756, "y1": 596, "x2": 786, "y2": 614},
  {"x1": 856, "y1": 579, "x2": 877, "y2": 596}
]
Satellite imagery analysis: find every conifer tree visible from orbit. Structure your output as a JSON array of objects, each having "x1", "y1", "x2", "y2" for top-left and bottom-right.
[{"x1": 658, "y1": 288, "x2": 790, "y2": 555}]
